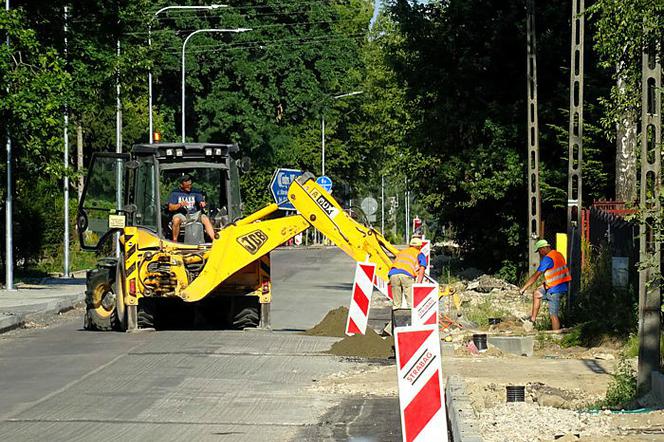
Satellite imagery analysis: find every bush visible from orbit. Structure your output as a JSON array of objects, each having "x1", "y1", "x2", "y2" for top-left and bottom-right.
[
  {"x1": 565, "y1": 246, "x2": 637, "y2": 338},
  {"x1": 602, "y1": 357, "x2": 637, "y2": 408},
  {"x1": 495, "y1": 259, "x2": 519, "y2": 285}
]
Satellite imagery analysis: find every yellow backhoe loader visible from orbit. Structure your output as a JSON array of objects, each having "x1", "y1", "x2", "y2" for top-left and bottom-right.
[{"x1": 78, "y1": 143, "x2": 399, "y2": 331}]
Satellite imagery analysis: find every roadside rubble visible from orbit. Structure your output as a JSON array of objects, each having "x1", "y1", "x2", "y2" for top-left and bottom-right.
[{"x1": 479, "y1": 402, "x2": 612, "y2": 442}]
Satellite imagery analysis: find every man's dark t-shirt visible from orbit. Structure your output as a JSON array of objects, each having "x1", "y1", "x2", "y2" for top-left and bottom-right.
[{"x1": 168, "y1": 189, "x2": 204, "y2": 215}]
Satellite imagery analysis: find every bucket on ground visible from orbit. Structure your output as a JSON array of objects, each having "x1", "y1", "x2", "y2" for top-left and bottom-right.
[{"x1": 472, "y1": 334, "x2": 487, "y2": 352}]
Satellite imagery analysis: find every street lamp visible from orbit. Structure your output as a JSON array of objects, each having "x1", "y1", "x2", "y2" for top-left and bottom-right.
[
  {"x1": 148, "y1": 4, "x2": 227, "y2": 144},
  {"x1": 181, "y1": 28, "x2": 251, "y2": 143},
  {"x1": 321, "y1": 91, "x2": 363, "y2": 176}
]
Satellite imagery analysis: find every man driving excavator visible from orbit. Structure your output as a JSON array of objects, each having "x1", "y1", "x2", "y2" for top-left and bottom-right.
[{"x1": 167, "y1": 174, "x2": 216, "y2": 242}]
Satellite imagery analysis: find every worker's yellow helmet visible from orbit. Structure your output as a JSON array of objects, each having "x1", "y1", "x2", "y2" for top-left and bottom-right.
[
  {"x1": 535, "y1": 239, "x2": 550, "y2": 250},
  {"x1": 410, "y1": 237, "x2": 423, "y2": 247}
]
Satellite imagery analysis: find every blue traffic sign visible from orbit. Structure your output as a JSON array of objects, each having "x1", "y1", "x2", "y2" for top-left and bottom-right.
[
  {"x1": 316, "y1": 175, "x2": 333, "y2": 193},
  {"x1": 270, "y1": 168, "x2": 303, "y2": 211}
]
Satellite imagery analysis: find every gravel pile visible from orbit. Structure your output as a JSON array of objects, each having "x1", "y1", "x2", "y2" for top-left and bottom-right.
[
  {"x1": 455, "y1": 275, "x2": 530, "y2": 320},
  {"x1": 479, "y1": 403, "x2": 611, "y2": 442}
]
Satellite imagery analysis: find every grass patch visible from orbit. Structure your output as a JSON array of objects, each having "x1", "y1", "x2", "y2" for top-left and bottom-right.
[
  {"x1": 621, "y1": 332, "x2": 664, "y2": 359},
  {"x1": 34, "y1": 246, "x2": 99, "y2": 275},
  {"x1": 560, "y1": 326, "x2": 583, "y2": 348},
  {"x1": 8, "y1": 246, "x2": 99, "y2": 283},
  {"x1": 464, "y1": 298, "x2": 509, "y2": 328}
]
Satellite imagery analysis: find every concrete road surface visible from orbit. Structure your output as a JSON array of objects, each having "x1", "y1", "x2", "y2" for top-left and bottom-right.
[{"x1": 0, "y1": 248, "x2": 400, "y2": 441}]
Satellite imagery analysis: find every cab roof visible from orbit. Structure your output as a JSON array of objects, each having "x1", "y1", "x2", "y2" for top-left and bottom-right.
[{"x1": 131, "y1": 143, "x2": 240, "y2": 160}]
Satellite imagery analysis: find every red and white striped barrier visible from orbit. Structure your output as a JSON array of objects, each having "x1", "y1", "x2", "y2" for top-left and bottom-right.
[
  {"x1": 395, "y1": 324, "x2": 447, "y2": 442},
  {"x1": 412, "y1": 283, "x2": 439, "y2": 326},
  {"x1": 374, "y1": 274, "x2": 393, "y2": 301},
  {"x1": 345, "y1": 262, "x2": 376, "y2": 336}
]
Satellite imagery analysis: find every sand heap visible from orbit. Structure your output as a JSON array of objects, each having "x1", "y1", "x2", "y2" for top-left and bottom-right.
[
  {"x1": 303, "y1": 306, "x2": 349, "y2": 337},
  {"x1": 329, "y1": 328, "x2": 394, "y2": 359},
  {"x1": 304, "y1": 306, "x2": 394, "y2": 359}
]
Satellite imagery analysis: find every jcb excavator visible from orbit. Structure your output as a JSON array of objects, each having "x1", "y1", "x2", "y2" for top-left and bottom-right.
[{"x1": 78, "y1": 143, "x2": 399, "y2": 331}]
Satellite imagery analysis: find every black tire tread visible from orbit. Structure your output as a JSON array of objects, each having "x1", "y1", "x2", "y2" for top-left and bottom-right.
[{"x1": 232, "y1": 306, "x2": 259, "y2": 330}]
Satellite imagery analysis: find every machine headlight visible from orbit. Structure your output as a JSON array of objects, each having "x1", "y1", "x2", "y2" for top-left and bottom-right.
[
  {"x1": 176, "y1": 149, "x2": 184, "y2": 157},
  {"x1": 166, "y1": 149, "x2": 174, "y2": 156},
  {"x1": 205, "y1": 148, "x2": 213, "y2": 156},
  {"x1": 214, "y1": 148, "x2": 222, "y2": 156}
]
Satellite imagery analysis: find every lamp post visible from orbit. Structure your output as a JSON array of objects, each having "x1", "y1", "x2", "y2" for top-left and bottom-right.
[
  {"x1": 181, "y1": 28, "x2": 250, "y2": 143},
  {"x1": 321, "y1": 90, "x2": 363, "y2": 176},
  {"x1": 148, "y1": 4, "x2": 226, "y2": 144},
  {"x1": 4, "y1": 0, "x2": 13, "y2": 290}
]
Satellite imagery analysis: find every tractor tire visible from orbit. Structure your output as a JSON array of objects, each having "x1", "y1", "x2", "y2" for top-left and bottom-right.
[
  {"x1": 84, "y1": 267, "x2": 120, "y2": 331},
  {"x1": 231, "y1": 298, "x2": 260, "y2": 330},
  {"x1": 137, "y1": 298, "x2": 156, "y2": 329}
]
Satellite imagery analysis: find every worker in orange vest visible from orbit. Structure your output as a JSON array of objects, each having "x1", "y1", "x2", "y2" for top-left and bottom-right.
[
  {"x1": 519, "y1": 239, "x2": 571, "y2": 331},
  {"x1": 388, "y1": 237, "x2": 427, "y2": 309}
]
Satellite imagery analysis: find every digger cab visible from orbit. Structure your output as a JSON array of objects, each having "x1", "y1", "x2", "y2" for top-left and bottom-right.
[{"x1": 77, "y1": 143, "x2": 243, "y2": 249}]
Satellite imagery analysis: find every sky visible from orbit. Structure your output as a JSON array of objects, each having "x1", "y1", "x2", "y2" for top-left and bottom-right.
[{"x1": 370, "y1": 0, "x2": 381, "y2": 29}]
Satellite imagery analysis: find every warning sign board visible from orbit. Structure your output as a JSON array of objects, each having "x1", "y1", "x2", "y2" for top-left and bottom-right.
[
  {"x1": 421, "y1": 239, "x2": 431, "y2": 276},
  {"x1": 412, "y1": 283, "x2": 439, "y2": 326},
  {"x1": 374, "y1": 274, "x2": 393, "y2": 301},
  {"x1": 395, "y1": 324, "x2": 447, "y2": 442}
]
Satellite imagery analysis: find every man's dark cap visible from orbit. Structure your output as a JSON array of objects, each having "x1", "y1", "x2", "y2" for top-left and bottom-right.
[{"x1": 179, "y1": 174, "x2": 192, "y2": 183}]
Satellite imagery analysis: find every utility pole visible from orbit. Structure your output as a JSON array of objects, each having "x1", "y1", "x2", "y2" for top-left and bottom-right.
[
  {"x1": 77, "y1": 125, "x2": 83, "y2": 202},
  {"x1": 404, "y1": 177, "x2": 410, "y2": 244},
  {"x1": 4, "y1": 0, "x2": 14, "y2": 291},
  {"x1": 637, "y1": 40, "x2": 661, "y2": 395},
  {"x1": 63, "y1": 5, "x2": 70, "y2": 278},
  {"x1": 381, "y1": 175, "x2": 385, "y2": 235},
  {"x1": 567, "y1": 0, "x2": 584, "y2": 306},
  {"x1": 526, "y1": 0, "x2": 542, "y2": 274},
  {"x1": 321, "y1": 116, "x2": 325, "y2": 176},
  {"x1": 115, "y1": 39, "x2": 122, "y2": 257}
]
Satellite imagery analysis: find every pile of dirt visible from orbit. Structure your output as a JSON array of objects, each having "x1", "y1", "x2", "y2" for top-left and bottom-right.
[
  {"x1": 328, "y1": 328, "x2": 394, "y2": 359},
  {"x1": 305, "y1": 306, "x2": 394, "y2": 359},
  {"x1": 304, "y1": 306, "x2": 349, "y2": 337}
]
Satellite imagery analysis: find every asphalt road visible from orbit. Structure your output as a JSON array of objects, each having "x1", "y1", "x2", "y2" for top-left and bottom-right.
[{"x1": 0, "y1": 247, "x2": 400, "y2": 442}]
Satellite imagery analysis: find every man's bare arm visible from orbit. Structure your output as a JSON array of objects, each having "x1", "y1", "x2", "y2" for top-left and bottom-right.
[
  {"x1": 416, "y1": 266, "x2": 425, "y2": 284},
  {"x1": 519, "y1": 271, "x2": 542, "y2": 294}
]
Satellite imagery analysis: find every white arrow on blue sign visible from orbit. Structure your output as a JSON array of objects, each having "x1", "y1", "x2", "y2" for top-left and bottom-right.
[
  {"x1": 316, "y1": 175, "x2": 333, "y2": 193},
  {"x1": 270, "y1": 168, "x2": 303, "y2": 211}
]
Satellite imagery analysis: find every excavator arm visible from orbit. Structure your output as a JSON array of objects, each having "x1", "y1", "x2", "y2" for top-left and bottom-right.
[
  {"x1": 287, "y1": 172, "x2": 399, "y2": 283},
  {"x1": 181, "y1": 172, "x2": 398, "y2": 302}
]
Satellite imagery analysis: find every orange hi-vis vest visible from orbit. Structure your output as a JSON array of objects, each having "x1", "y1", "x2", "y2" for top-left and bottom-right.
[
  {"x1": 544, "y1": 250, "x2": 571, "y2": 288},
  {"x1": 391, "y1": 247, "x2": 421, "y2": 277}
]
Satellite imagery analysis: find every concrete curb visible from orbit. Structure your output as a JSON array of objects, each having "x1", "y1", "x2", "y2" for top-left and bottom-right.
[
  {"x1": 0, "y1": 292, "x2": 85, "y2": 334},
  {"x1": 446, "y1": 375, "x2": 483, "y2": 442}
]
